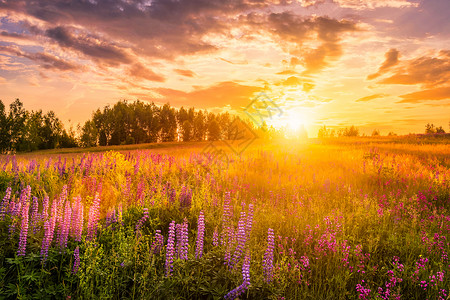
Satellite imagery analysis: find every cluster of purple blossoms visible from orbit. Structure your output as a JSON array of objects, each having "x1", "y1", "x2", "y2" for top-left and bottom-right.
[
  {"x1": 41, "y1": 201, "x2": 58, "y2": 263},
  {"x1": 87, "y1": 193, "x2": 101, "y2": 241},
  {"x1": 30, "y1": 196, "x2": 40, "y2": 235},
  {"x1": 42, "y1": 195, "x2": 49, "y2": 221},
  {"x1": 0, "y1": 187, "x2": 12, "y2": 221},
  {"x1": 151, "y1": 229, "x2": 164, "y2": 254},
  {"x1": 71, "y1": 197, "x2": 84, "y2": 242},
  {"x1": 136, "y1": 181, "x2": 145, "y2": 206},
  {"x1": 72, "y1": 246, "x2": 80, "y2": 274},
  {"x1": 177, "y1": 218, "x2": 189, "y2": 261},
  {"x1": 224, "y1": 252, "x2": 251, "y2": 300},
  {"x1": 195, "y1": 211, "x2": 205, "y2": 259},
  {"x1": 212, "y1": 226, "x2": 219, "y2": 247},
  {"x1": 136, "y1": 208, "x2": 149, "y2": 232},
  {"x1": 224, "y1": 226, "x2": 234, "y2": 268},
  {"x1": 263, "y1": 228, "x2": 275, "y2": 282},
  {"x1": 179, "y1": 186, "x2": 192, "y2": 209},
  {"x1": 59, "y1": 201, "x2": 72, "y2": 251},
  {"x1": 17, "y1": 201, "x2": 30, "y2": 256},
  {"x1": 165, "y1": 221, "x2": 176, "y2": 277},
  {"x1": 230, "y1": 211, "x2": 247, "y2": 269}
]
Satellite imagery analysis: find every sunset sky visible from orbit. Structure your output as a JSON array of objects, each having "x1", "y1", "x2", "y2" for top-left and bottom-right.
[{"x1": 0, "y1": 0, "x2": 449, "y2": 137}]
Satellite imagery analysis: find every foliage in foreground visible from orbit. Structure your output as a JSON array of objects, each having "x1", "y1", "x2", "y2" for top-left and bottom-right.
[{"x1": 0, "y1": 141, "x2": 449, "y2": 299}]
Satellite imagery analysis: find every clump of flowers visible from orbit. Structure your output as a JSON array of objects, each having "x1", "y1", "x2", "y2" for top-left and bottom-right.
[
  {"x1": 151, "y1": 229, "x2": 164, "y2": 254},
  {"x1": 224, "y1": 252, "x2": 251, "y2": 300},
  {"x1": 165, "y1": 221, "x2": 176, "y2": 277},
  {"x1": 0, "y1": 187, "x2": 12, "y2": 221},
  {"x1": 179, "y1": 186, "x2": 192, "y2": 209},
  {"x1": 17, "y1": 201, "x2": 30, "y2": 256},
  {"x1": 195, "y1": 211, "x2": 205, "y2": 259},
  {"x1": 231, "y1": 211, "x2": 247, "y2": 269},
  {"x1": 356, "y1": 280, "x2": 371, "y2": 300},
  {"x1": 263, "y1": 228, "x2": 275, "y2": 282},
  {"x1": 72, "y1": 246, "x2": 80, "y2": 274},
  {"x1": 87, "y1": 193, "x2": 101, "y2": 241}
]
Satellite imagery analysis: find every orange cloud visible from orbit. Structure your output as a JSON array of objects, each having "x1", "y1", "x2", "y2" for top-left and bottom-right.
[
  {"x1": 154, "y1": 81, "x2": 262, "y2": 109},
  {"x1": 367, "y1": 48, "x2": 399, "y2": 80},
  {"x1": 375, "y1": 50, "x2": 450, "y2": 88},
  {"x1": 397, "y1": 87, "x2": 450, "y2": 103},
  {"x1": 355, "y1": 93, "x2": 388, "y2": 102},
  {"x1": 174, "y1": 69, "x2": 196, "y2": 77},
  {"x1": 128, "y1": 63, "x2": 165, "y2": 82}
]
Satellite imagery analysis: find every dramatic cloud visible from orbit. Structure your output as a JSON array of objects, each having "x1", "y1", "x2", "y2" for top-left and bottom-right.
[
  {"x1": 367, "y1": 49, "x2": 399, "y2": 80},
  {"x1": 0, "y1": 45, "x2": 81, "y2": 71},
  {"x1": 128, "y1": 63, "x2": 165, "y2": 82},
  {"x1": 355, "y1": 93, "x2": 388, "y2": 102},
  {"x1": 378, "y1": 50, "x2": 450, "y2": 88},
  {"x1": 0, "y1": 0, "x2": 448, "y2": 135},
  {"x1": 45, "y1": 26, "x2": 133, "y2": 66},
  {"x1": 245, "y1": 13, "x2": 359, "y2": 74},
  {"x1": 397, "y1": 87, "x2": 450, "y2": 103},
  {"x1": 154, "y1": 81, "x2": 262, "y2": 109}
]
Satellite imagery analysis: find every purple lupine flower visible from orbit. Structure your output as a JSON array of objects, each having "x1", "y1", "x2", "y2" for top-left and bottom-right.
[
  {"x1": 224, "y1": 226, "x2": 235, "y2": 268},
  {"x1": 17, "y1": 201, "x2": 30, "y2": 256},
  {"x1": 30, "y1": 196, "x2": 40, "y2": 235},
  {"x1": 224, "y1": 252, "x2": 251, "y2": 300},
  {"x1": 136, "y1": 181, "x2": 145, "y2": 206},
  {"x1": 165, "y1": 221, "x2": 176, "y2": 277},
  {"x1": 151, "y1": 229, "x2": 164, "y2": 254},
  {"x1": 136, "y1": 208, "x2": 149, "y2": 232},
  {"x1": 179, "y1": 186, "x2": 192, "y2": 209},
  {"x1": 59, "y1": 201, "x2": 72, "y2": 251},
  {"x1": 70, "y1": 196, "x2": 84, "y2": 242},
  {"x1": 0, "y1": 187, "x2": 12, "y2": 221},
  {"x1": 55, "y1": 187, "x2": 68, "y2": 246},
  {"x1": 41, "y1": 201, "x2": 58, "y2": 263},
  {"x1": 180, "y1": 218, "x2": 189, "y2": 261},
  {"x1": 212, "y1": 226, "x2": 219, "y2": 247},
  {"x1": 175, "y1": 219, "x2": 189, "y2": 260},
  {"x1": 10, "y1": 186, "x2": 31, "y2": 238},
  {"x1": 195, "y1": 211, "x2": 205, "y2": 259},
  {"x1": 72, "y1": 246, "x2": 80, "y2": 274},
  {"x1": 87, "y1": 193, "x2": 101, "y2": 241},
  {"x1": 42, "y1": 195, "x2": 49, "y2": 221},
  {"x1": 263, "y1": 228, "x2": 275, "y2": 282},
  {"x1": 231, "y1": 211, "x2": 247, "y2": 268}
]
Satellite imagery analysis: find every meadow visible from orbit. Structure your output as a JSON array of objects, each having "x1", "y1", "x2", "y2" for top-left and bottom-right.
[{"x1": 0, "y1": 138, "x2": 449, "y2": 299}]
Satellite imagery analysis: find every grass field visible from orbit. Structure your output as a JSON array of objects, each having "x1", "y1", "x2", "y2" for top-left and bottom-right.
[{"x1": 0, "y1": 137, "x2": 449, "y2": 299}]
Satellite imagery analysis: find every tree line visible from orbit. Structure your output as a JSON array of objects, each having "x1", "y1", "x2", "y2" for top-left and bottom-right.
[
  {"x1": 0, "y1": 99, "x2": 259, "y2": 153},
  {"x1": 0, "y1": 99, "x2": 77, "y2": 153}
]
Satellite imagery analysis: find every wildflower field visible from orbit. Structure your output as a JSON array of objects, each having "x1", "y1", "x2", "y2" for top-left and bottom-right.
[{"x1": 0, "y1": 139, "x2": 449, "y2": 299}]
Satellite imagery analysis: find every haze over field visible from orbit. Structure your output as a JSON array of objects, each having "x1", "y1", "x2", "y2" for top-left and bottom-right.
[{"x1": 1, "y1": 0, "x2": 449, "y2": 136}]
